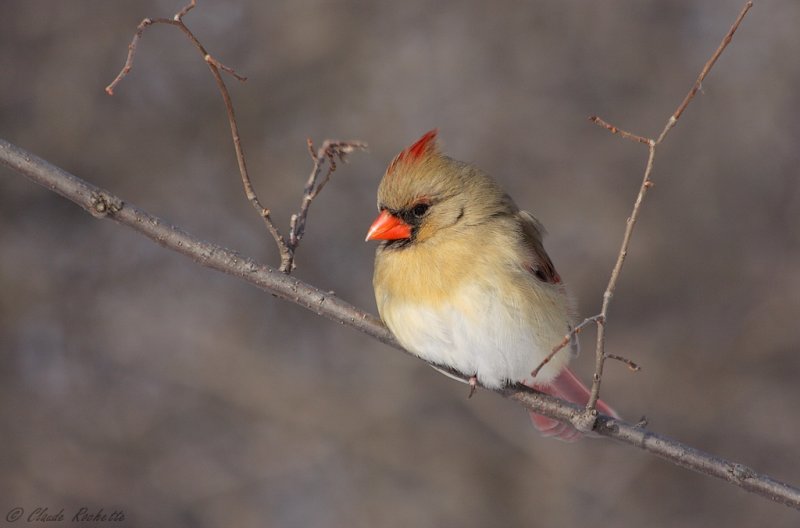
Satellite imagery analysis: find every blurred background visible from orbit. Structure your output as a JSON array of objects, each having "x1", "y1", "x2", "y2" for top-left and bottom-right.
[{"x1": 2, "y1": 0, "x2": 799, "y2": 526}]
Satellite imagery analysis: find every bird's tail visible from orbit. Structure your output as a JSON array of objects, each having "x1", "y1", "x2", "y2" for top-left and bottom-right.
[{"x1": 524, "y1": 368, "x2": 619, "y2": 442}]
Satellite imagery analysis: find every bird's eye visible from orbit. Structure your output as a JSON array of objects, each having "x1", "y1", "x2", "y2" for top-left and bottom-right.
[{"x1": 411, "y1": 203, "x2": 429, "y2": 218}]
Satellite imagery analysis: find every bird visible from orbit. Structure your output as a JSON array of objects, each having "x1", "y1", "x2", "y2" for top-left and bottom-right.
[{"x1": 365, "y1": 129, "x2": 618, "y2": 441}]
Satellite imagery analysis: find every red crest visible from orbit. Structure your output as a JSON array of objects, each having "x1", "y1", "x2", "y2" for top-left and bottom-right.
[{"x1": 388, "y1": 129, "x2": 439, "y2": 174}]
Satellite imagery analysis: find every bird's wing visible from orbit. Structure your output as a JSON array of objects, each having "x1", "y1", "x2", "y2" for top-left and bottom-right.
[{"x1": 516, "y1": 210, "x2": 562, "y2": 285}]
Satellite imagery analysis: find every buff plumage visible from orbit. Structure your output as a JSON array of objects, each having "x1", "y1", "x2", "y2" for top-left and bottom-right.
[{"x1": 367, "y1": 130, "x2": 617, "y2": 440}]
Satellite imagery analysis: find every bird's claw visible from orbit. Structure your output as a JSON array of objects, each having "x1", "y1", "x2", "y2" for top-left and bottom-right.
[{"x1": 467, "y1": 375, "x2": 478, "y2": 399}]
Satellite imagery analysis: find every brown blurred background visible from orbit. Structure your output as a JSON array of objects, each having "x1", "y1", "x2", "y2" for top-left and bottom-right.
[{"x1": 2, "y1": 1, "x2": 799, "y2": 526}]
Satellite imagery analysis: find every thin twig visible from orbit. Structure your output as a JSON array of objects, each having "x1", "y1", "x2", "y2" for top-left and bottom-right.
[
  {"x1": 605, "y1": 353, "x2": 641, "y2": 372},
  {"x1": 585, "y1": 141, "x2": 657, "y2": 413},
  {"x1": 105, "y1": 3, "x2": 243, "y2": 94},
  {"x1": 284, "y1": 139, "x2": 367, "y2": 272},
  {"x1": 579, "y1": 1, "x2": 754, "y2": 419},
  {"x1": 106, "y1": 0, "x2": 291, "y2": 269},
  {"x1": 3, "y1": 137, "x2": 799, "y2": 510},
  {"x1": 531, "y1": 315, "x2": 604, "y2": 378},
  {"x1": 105, "y1": 17, "x2": 162, "y2": 96},
  {"x1": 174, "y1": 0, "x2": 196, "y2": 21},
  {"x1": 672, "y1": 1, "x2": 753, "y2": 122},
  {"x1": 205, "y1": 53, "x2": 248, "y2": 81},
  {"x1": 588, "y1": 116, "x2": 652, "y2": 146},
  {"x1": 107, "y1": 1, "x2": 363, "y2": 274}
]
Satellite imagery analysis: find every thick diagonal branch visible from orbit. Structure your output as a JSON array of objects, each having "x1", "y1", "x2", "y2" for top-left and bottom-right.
[{"x1": 2, "y1": 137, "x2": 798, "y2": 511}]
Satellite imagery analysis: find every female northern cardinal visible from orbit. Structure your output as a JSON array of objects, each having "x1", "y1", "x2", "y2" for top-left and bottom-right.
[{"x1": 366, "y1": 130, "x2": 618, "y2": 441}]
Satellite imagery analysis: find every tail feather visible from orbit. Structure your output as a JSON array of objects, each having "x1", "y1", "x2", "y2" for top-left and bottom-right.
[
  {"x1": 525, "y1": 368, "x2": 619, "y2": 442},
  {"x1": 529, "y1": 413, "x2": 581, "y2": 441}
]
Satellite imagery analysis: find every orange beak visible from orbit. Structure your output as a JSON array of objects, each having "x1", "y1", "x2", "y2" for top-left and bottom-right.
[{"x1": 365, "y1": 210, "x2": 412, "y2": 241}]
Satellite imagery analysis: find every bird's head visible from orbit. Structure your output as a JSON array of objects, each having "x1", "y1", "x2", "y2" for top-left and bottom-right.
[{"x1": 365, "y1": 130, "x2": 510, "y2": 247}]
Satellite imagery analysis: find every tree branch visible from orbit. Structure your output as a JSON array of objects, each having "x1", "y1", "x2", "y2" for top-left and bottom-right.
[
  {"x1": 286, "y1": 139, "x2": 367, "y2": 272},
  {"x1": 2, "y1": 137, "x2": 798, "y2": 510},
  {"x1": 106, "y1": 0, "x2": 363, "y2": 274},
  {"x1": 535, "y1": 1, "x2": 755, "y2": 432}
]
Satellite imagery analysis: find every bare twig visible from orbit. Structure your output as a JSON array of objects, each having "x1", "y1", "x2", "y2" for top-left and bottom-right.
[
  {"x1": 672, "y1": 1, "x2": 753, "y2": 122},
  {"x1": 605, "y1": 354, "x2": 641, "y2": 372},
  {"x1": 174, "y1": 0, "x2": 196, "y2": 21},
  {"x1": 105, "y1": 17, "x2": 163, "y2": 96},
  {"x1": 107, "y1": 1, "x2": 363, "y2": 274},
  {"x1": 205, "y1": 53, "x2": 248, "y2": 82},
  {"x1": 585, "y1": 140, "x2": 657, "y2": 413},
  {"x1": 284, "y1": 139, "x2": 368, "y2": 272},
  {"x1": 531, "y1": 314, "x2": 604, "y2": 378},
  {"x1": 538, "y1": 2, "x2": 754, "y2": 425},
  {"x1": 584, "y1": 1, "x2": 753, "y2": 415},
  {"x1": 2, "y1": 137, "x2": 799, "y2": 510},
  {"x1": 588, "y1": 116, "x2": 651, "y2": 146},
  {"x1": 105, "y1": 2, "x2": 288, "y2": 263},
  {"x1": 105, "y1": 2, "x2": 243, "y2": 96}
]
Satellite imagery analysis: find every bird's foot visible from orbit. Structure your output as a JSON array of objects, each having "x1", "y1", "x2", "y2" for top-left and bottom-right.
[{"x1": 467, "y1": 375, "x2": 478, "y2": 399}]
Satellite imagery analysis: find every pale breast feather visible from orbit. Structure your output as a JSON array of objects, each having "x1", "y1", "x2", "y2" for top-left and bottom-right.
[{"x1": 379, "y1": 279, "x2": 572, "y2": 390}]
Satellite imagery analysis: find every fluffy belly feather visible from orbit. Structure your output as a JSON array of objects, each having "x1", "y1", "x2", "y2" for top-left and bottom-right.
[{"x1": 378, "y1": 281, "x2": 572, "y2": 389}]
